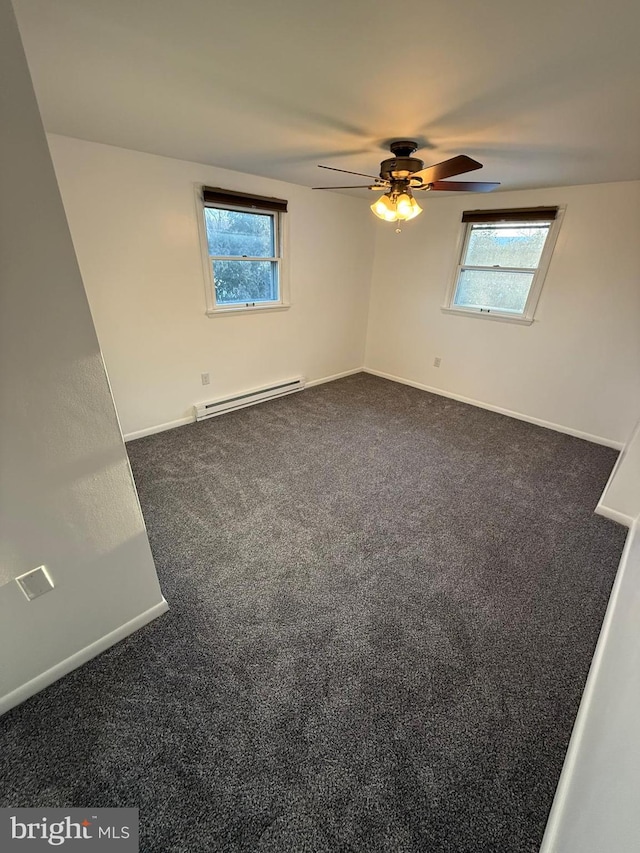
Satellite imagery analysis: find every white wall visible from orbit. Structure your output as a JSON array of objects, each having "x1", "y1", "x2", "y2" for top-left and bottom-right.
[
  {"x1": 541, "y1": 401, "x2": 640, "y2": 851},
  {"x1": 365, "y1": 181, "x2": 640, "y2": 446},
  {"x1": 540, "y1": 520, "x2": 640, "y2": 853},
  {"x1": 47, "y1": 135, "x2": 376, "y2": 439},
  {"x1": 544, "y1": 414, "x2": 640, "y2": 850},
  {"x1": 0, "y1": 0, "x2": 166, "y2": 714}
]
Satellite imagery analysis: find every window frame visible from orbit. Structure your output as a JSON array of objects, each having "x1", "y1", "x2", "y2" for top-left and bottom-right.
[
  {"x1": 442, "y1": 207, "x2": 564, "y2": 325},
  {"x1": 196, "y1": 187, "x2": 290, "y2": 316}
]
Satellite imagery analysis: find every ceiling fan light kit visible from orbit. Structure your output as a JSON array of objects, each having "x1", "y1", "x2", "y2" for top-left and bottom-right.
[
  {"x1": 314, "y1": 140, "x2": 500, "y2": 223},
  {"x1": 371, "y1": 190, "x2": 422, "y2": 222}
]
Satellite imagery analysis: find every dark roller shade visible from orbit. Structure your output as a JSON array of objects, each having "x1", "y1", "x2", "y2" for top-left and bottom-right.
[
  {"x1": 462, "y1": 206, "x2": 558, "y2": 223},
  {"x1": 202, "y1": 187, "x2": 288, "y2": 213}
]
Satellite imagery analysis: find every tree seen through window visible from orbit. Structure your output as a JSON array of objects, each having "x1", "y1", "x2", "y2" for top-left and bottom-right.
[{"x1": 205, "y1": 208, "x2": 278, "y2": 304}]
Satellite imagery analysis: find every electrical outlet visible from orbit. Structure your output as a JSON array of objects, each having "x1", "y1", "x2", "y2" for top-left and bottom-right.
[
  {"x1": 433, "y1": 357, "x2": 442, "y2": 368},
  {"x1": 201, "y1": 372, "x2": 210, "y2": 386}
]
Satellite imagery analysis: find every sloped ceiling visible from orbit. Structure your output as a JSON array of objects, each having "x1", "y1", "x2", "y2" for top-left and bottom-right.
[{"x1": 12, "y1": 0, "x2": 640, "y2": 194}]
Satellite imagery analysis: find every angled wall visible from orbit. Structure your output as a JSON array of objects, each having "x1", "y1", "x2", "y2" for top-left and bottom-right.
[
  {"x1": 597, "y1": 417, "x2": 640, "y2": 525},
  {"x1": 0, "y1": 0, "x2": 166, "y2": 714}
]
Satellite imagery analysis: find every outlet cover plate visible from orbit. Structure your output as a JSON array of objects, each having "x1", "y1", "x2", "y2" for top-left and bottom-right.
[{"x1": 16, "y1": 566, "x2": 55, "y2": 601}]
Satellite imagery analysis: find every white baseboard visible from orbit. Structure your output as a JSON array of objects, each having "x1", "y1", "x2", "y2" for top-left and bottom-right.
[
  {"x1": 123, "y1": 368, "x2": 365, "y2": 442},
  {"x1": 363, "y1": 368, "x2": 624, "y2": 450},
  {"x1": 306, "y1": 367, "x2": 363, "y2": 388},
  {"x1": 124, "y1": 416, "x2": 193, "y2": 442},
  {"x1": 0, "y1": 598, "x2": 169, "y2": 716},
  {"x1": 594, "y1": 504, "x2": 634, "y2": 528}
]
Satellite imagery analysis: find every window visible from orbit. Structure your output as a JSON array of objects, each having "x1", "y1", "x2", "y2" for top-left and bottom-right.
[
  {"x1": 444, "y1": 206, "x2": 562, "y2": 324},
  {"x1": 199, "y1": 187, "x2": 288, "y2": 314}
]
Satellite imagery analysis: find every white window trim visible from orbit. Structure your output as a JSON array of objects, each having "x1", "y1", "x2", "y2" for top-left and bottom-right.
[
  {"x1": 195, "y1": 186, "x2": 290, "y2": 316},
  {"x1": 442, "y1": 207, "x2": 565, "y2": 325}
]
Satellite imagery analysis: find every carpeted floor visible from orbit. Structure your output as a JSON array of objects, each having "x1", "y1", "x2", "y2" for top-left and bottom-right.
[{"x1": 0, "y1": 374, "x2": 627, "y2": 852}]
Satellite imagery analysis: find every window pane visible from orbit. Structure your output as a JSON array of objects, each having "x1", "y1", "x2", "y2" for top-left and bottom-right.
[
  {"x1": 212, "y1": 260, "x2": 278, "y2": 304},
  {"x1": 454, "y1": 269, "x2": 533, "y2": 314},
  {"x1": 464, "y1": 222, "x2": 549, "y2": 269},
  {"x1": 205, "y1": 208, "x2": 274, "y2": 257}
]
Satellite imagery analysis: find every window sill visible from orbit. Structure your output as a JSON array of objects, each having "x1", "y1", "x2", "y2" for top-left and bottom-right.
[
  {"x1": 206, "y1": 303, "x2": 290, "y2": 317},
  {"x1": 440, "y1": 307, "x2": 534, "y2": 326}
]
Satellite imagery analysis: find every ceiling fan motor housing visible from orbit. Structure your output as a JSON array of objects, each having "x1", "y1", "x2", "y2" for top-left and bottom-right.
[
  {"x1": 380, "y1": 156, "x2": 424, "y2": 181},
  {"x1": 380, "y1": 141, "x2": 424, "y2": 181}
]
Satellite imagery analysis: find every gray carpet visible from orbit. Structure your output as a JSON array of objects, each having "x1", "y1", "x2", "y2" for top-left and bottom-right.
[{"x1": 0, "y1": 374, "x2": 627, "y2": 852}]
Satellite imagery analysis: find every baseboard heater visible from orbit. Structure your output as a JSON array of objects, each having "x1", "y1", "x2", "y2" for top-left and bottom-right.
[{"x1": 195, "y1": 377, "x2": 305, "y2": 421}]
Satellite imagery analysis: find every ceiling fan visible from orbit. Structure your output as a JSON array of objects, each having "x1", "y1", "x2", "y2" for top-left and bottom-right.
[{"x1": 313, "y1": 140, "x2": 500, "y2": 222}]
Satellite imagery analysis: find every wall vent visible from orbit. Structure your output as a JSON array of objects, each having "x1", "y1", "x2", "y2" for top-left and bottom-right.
[{"x1": 195, "y1": 377, "x2": 305, "y2": 421}]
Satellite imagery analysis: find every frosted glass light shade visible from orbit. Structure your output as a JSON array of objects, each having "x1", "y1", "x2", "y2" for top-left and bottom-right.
[
  {"x1": 395, "y1": 193, "x2": 413, "y2": 218},
  {"x1": 397, "y1": 195, "x2": 422, "y2": 220},
  {"x1": 371, "y1": 194, "x2": 398, "y2": 221}
]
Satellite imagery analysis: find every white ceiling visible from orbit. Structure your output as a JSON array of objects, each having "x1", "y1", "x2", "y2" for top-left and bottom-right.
[{"x1": 12, "y1": 0, "x2": 640, "y2": 195}]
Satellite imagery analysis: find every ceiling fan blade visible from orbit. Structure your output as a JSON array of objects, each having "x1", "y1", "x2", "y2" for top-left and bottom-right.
[
  {"x1": 312, "y1": 185, "x2": 383, "y2": 189},
  {"x1": 318, "y1": 164, "x2": 381, "y2": 180},
  {"x1": 420, "y1": 181, "x2": 501, "y2": 192},
  {"x1": 411, "y1": 155, "x2": 483, "y2": 184}
]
